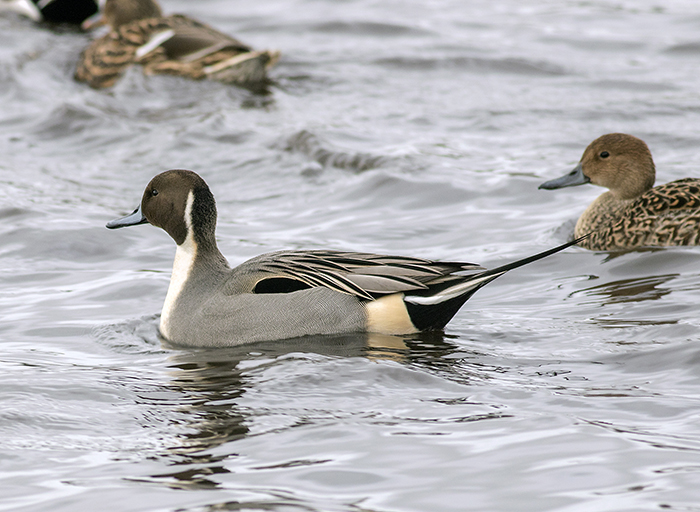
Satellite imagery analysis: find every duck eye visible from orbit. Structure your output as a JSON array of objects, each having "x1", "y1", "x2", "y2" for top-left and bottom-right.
[
  {"x1": 151, "y1": 189, "x2": 159, "y2": 197},
  {"x1": 600, "y1": 151, "x2": 609, "y2": 159}
]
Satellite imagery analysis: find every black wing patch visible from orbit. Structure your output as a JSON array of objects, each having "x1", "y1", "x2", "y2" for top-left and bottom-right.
[{"x1": 253, "y1": 277, "x2": 312, "y2": 294}]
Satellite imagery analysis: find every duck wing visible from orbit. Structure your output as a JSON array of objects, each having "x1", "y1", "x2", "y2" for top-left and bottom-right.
[
  {"x1": 75, "y1": 17, "x2": 174, "y2": 89},
  {"x1": 634, "y1": 178, "x2": 700, "y2": 213},
  {"x1": 218, "y1": 239, "x2": 582, "y2": 334},
  {"x1": 75, "y1": 14, "x2": 254, "y2": 88},
  {"x1": 229, "y1": 250, "x2": 483, "y2": 301},
  {"x1": 154, "y1": 15, "x2": 252, "y2": 62},
  {"x1": 614, "y1": 178, "x2": 700, "y2": 247}
]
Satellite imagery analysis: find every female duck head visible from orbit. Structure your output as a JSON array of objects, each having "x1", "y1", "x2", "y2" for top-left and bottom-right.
[
  {"x1": 107, "y1": 169, "x2": 218, "y2": 248},
  {"x1": 540, "y1": 133, "x2": 656, "y2": 200},
  {"x1": 103, "y1": 0, "x2": 162, "y2": 29}
]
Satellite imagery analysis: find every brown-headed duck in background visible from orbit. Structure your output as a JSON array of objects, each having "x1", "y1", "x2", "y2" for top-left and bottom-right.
[
  {"x1": 540, "y1": 133, "x2": 700, "y2": 251},
  {"x1": 75, "y1": 0, "x2": 279, "y2": 89}
]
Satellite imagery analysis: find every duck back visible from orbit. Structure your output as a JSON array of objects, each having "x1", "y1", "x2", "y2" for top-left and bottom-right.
[{"x1": 575, "y1": 178, "x2": 700, "y2": 250}]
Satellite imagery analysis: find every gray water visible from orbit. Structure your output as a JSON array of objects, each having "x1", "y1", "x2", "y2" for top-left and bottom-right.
[{"x1": 3, "y1": 0, "x2": 700, "y2": 510}]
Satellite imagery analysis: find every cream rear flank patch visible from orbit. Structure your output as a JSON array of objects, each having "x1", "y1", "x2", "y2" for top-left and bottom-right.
[
  {"x1": 365, "y1": 293, "x2": 418, "y2": 335},
  {"x1": 160, "y1": 191, "x2": 196, "y2": 339}
]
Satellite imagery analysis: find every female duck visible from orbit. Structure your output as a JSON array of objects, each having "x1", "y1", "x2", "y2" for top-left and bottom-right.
[
  {"x1": 75, "y1": 0, "x2": 278, "y2": 89},
  {"x1": 107, "y1": 170, "x2": 582, "y2": 347},
  {"x1": 540, "y1": 133, "x2": 700, "y2": 251}
]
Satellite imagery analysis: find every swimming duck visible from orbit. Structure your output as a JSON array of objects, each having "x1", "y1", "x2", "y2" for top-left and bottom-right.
[
  {"x1": 539, "y1": 133, "x2": 700, "y2": 251},
  {"x1": 107, "y1": 169, "x2": 583, "y2": 347},
  {"x1": 0, "y1": 0, "x2": 98, "y2": 25},
  {"x1": 75, "y1": 0, "x2": 278, "y2": 89}
]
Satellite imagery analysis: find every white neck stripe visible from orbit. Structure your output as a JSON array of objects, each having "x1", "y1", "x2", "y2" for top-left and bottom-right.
[
  {"x1": 160, "y1": 191, "x2": 196, "y2": 340},
  {"x1": 184, "y1": 188, "x2": 194, "y2": 231}
]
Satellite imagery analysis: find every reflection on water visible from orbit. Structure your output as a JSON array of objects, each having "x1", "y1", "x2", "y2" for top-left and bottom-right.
[
  {"x1": 593, "y1": 317, "x2": 679, "y2": 329},
  {"x1": 138, "y1": 333, "x2": 415, "y2": 490},
  {"x1": 599, "y1": 247, "x2": 667, "y2": 263},
  {"x1": 572, "y1": 274, "x2": 678, "y2": 305},
  {"x1": 119, "y1": 329, "x2": 499, "y2": 491},
  {"x1": 567, "y1": 274, "x2": 685, "y2": 330}
]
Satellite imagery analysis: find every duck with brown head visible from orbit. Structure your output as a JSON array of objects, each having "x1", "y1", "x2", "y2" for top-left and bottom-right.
[
  {"x1": 75, "y1": 0, "x2": 279, "y2": 89},
  {"x1": 108, "y1": 170, "x2": 584, "y2": 347},
  {"x1": 540, "y1": 133, "x2": 700, "y2": 250}
]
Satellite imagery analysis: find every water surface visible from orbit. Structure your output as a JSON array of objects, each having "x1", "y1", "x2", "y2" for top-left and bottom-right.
[{"x1": 2, "y1": 0, "x2": 700, "y2": 510}]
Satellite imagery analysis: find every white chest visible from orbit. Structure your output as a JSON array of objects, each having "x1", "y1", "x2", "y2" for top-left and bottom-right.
[{"x1": 159, "y1": 192, "x2": 196, "y2": 340}]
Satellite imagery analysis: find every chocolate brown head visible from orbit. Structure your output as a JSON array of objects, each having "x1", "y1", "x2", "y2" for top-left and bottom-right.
[{"x1": 107, "y1": 170, "x2": 218, "y2": 250}]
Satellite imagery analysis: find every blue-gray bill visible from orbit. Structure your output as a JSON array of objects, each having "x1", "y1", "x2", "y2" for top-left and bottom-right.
[
  {"x1": 106, "y1": 206, "x2": 148, "y2": 229},
  {"x1": 539, "y1": 162, "x2": 590, "y2": 190}
]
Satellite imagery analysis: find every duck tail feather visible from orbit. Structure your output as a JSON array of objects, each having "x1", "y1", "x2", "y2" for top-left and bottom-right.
[
  {"x1": 403, "y1": 234, "x2": 587, "y2": 330},
  {"x1": 474, "y1": 233, "x2": 588, "y2": 281}
]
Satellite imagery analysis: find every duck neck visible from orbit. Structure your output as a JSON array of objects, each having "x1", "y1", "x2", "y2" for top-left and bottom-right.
[
  {"x1": 159, "y1": 191, "x2": 229, "y2": 340},
  {"x1": 160, "y1": 230, "x2": 196, "y2": 340},
  {"x1": 575, "y1": 191, "x2": 632, "y2": 238},
  {"x1": 159, "y1": 232, "x2": 230, "y2": 339}
]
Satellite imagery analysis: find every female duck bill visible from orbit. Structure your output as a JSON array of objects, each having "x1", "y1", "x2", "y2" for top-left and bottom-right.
[{"x1": 538, "y1": 162, "x2": 591, "y2": 190}]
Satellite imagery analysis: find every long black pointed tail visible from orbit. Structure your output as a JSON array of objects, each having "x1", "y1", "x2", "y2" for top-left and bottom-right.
[{"x1": 404, "y1": 234, "x2": 588, "y2": 330}]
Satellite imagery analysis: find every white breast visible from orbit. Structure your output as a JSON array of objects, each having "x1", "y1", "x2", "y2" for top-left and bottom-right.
[{"x1": 159, "y1": 191, "x2": 196, "y2": 340}]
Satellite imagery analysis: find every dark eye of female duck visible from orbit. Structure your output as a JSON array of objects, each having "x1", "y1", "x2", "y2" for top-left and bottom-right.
[
  {"x1": 152, "y1": 189, "x2": 159, "y2": 196},
  {"x1": 599, "y1": 151, "x2": 610, "y2": 159}
]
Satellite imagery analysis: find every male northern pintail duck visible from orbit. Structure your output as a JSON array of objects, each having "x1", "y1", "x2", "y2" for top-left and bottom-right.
[
  {"x1": 107, "y1": 170, "x2": 583, "y2": 347},
  {"x1": 0, "y1": 0, "x2": 98, "y2": 24},
  {"x1": 75, "y1": 0, "x2": 279, "y2": 89},
  {"x1": 539, "y1": 133, "x2": 700, "y2": 251}
]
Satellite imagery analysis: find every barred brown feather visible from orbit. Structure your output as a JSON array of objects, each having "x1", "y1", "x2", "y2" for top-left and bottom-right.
[{"x1": 75, "y1": 1, "x2": 276, "y2": 89}]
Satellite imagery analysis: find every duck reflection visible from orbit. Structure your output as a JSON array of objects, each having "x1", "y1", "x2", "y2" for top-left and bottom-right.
[
  {"x1": 567, "y1": 273, "x2": 683, "y2": 330},
  {"x1": 571, "y1": 273, "x2": 678, "y2": 305},
  {"x1": 144, "y1": 330, "x2": 464, "y2": 490}
]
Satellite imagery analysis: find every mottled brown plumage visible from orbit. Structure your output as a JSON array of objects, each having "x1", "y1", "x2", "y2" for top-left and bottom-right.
[
  {"x1": 75, "y1": 0, "x2": 278, "y2": 89},
  {"x1": 540, "y1": 133, "x2": 700, "y2": 251}
]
